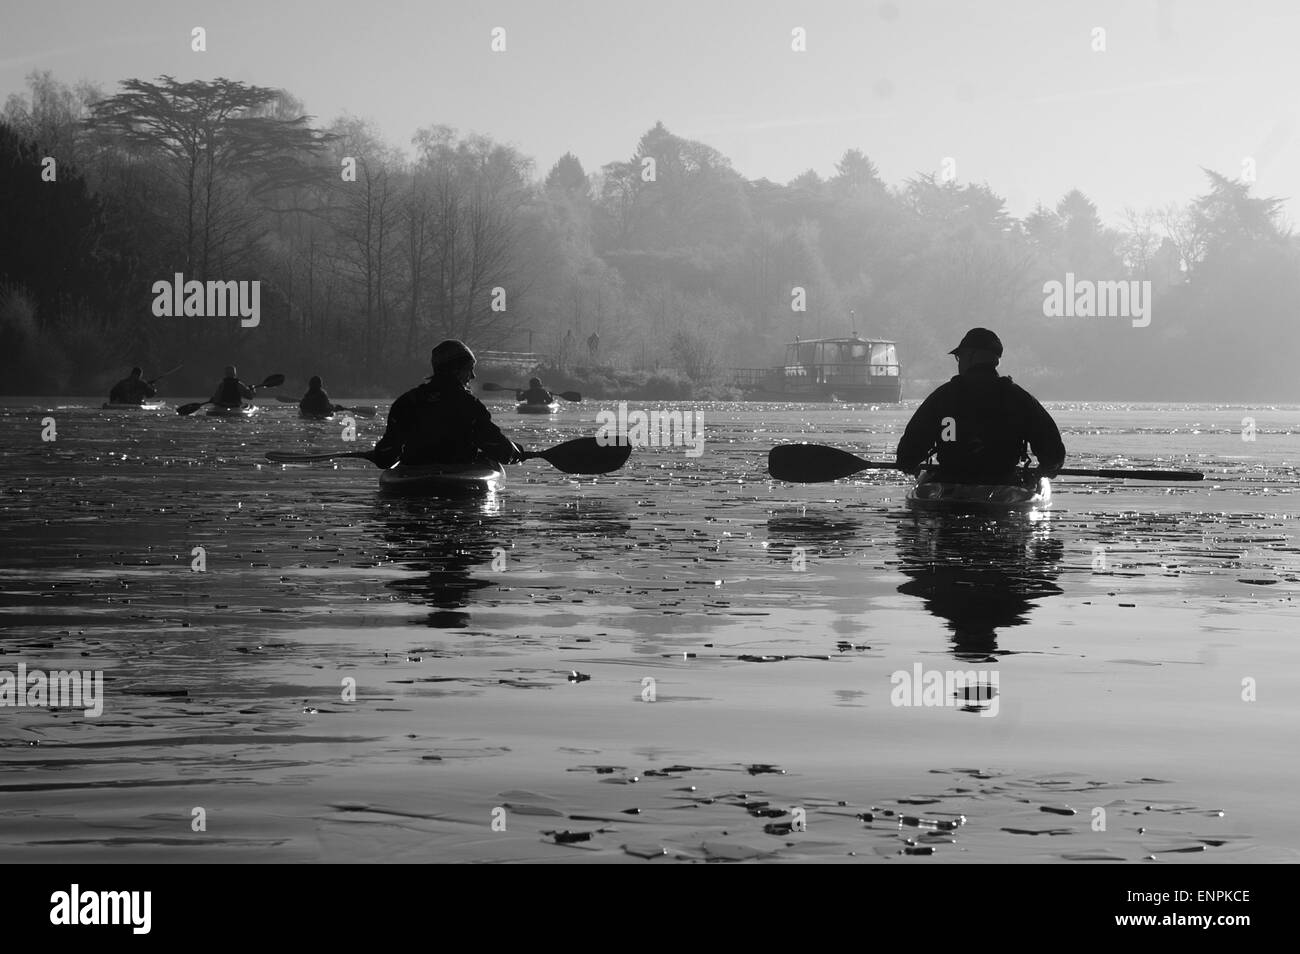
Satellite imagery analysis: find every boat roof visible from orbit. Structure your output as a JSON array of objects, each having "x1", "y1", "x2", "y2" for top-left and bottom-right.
[{"x1": 788, "y1": 336, "x2": 896, "y2": 344}]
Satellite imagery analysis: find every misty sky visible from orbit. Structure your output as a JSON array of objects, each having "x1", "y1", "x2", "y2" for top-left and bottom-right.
[{"x1": 3, "y1": 0, "x2": 1297, "y2": 225}]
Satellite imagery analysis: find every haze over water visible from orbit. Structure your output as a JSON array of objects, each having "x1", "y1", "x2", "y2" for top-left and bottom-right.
[{"x1": 2, "y1": 398, "x2": 1296, "y2": 862}]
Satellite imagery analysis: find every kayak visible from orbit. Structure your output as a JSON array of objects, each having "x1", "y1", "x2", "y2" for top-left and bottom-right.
[
  {"x1": 206, "y1": 404, "x2": 258, "y2": 418},
  {"x1": 517, "y1": 401, "x2": 560, "y2": 414},
  {"x1": 378, "y1": 459, "x2": 505, "y2": 496},
  {"x1": 906, "y1": 475, "x2": 1052, "y2": 514},
  {"x1": 299, "y1": 410, "x2": 335, "y2": 421},
  {"x1": 103, "y1": 401, "x2": 166, "y2": 411}
]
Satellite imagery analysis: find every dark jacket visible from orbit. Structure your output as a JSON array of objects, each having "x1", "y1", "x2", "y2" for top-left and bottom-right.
[
  {"x1": 109, "y1": 377, "x2": 157, "y2": 404},
  {"x1": 518, "y1": 386, "x2": 553, "y2": 405},
  {"x1": 375, "y1": 375, "x2": 519, "y2": 467},
  {"x1": 300, "y1": 387, "x2": 334, "y2": 415},
  {"x1": 896, "y1": 366, "x2": 1065, "y2": 482},
  {"x1": 211, "y1": 377, "x2": 255, "y2": 406}
]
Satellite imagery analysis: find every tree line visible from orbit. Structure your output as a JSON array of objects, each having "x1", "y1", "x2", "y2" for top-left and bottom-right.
[{"x1": 2, "y1": 70, "x2": 1295, "y2": 399}]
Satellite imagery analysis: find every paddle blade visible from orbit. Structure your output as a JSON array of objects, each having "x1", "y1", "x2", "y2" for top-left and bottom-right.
[
  {"x1": 260, "y1": 373, "x2": 285, "y2": 388},
  {"x1": 177, "y1": 401, "x2": 206, "y2": 416},
  {"x1": 481, "y1": 382, "x2": 511, "y2": 392},
  {"x1": 768, "y1": 443, "x2": 879, "y2": 482},
  {"x1": 558, "y1": 391, "x2": 582, "y2": 402},
  {"x1": 530, "y1": 437, "x2": 631, "y2": 474}
]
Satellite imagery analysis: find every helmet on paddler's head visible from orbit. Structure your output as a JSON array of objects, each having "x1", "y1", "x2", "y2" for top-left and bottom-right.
[
  {"x1": 223, "y1": 365, "x2": 237, "y2": 378},
  {"x1": 309, "y1": 375, "x2": 322, "y2": 389},
  {"x1": 430, "y1": 339, "x2": 476, "y2": 373},
  {"x1": 529, "y1": 377, "x2": 542, "y2": 388},
  {"x1": 130, "y1": 367, "x2": 143, "y2": 377}
]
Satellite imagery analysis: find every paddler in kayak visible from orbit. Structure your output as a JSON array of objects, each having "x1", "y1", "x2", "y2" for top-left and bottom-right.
[
  {"x1": 374, "y1": 340, "x2": 526, "y2": 467},
  {"x1": 108, "y1": 367, "x2": 158, "y2": 405},
  {"x1": 895, "y1": 328, "x2": 1065, "y2": 484},
  {"x1": 210, "y1": 365, "x2": 256, "y2": 409},
  {"x1": 299, "y1": 376, "x2": 335, "y2": 416},
  {"x1": 516, "y1": 377, "x2": 554, "y2": 406}
]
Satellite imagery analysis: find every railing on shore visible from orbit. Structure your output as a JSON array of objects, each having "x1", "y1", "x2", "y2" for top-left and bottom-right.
[{"x1": 477, "y1": 350, "x2": 549, "y2": 374}]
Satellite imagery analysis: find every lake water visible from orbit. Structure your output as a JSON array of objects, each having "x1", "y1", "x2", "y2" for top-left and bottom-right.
[{"x1": 1, "y1": 397, "x2": 1297, "y2": 863}]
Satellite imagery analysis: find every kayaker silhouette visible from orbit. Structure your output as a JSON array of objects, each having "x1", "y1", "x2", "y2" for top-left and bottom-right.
[
  {"x1": 894, "y1": 517, "x2": 1064, "y2": 662},
  {"x1": 516, "y1": 377, "x2": 554, "y2": 406},
  {"x1": 108, "y1": 367, "x2": 158, "y2": 405},
  {"x1": 210, "y1": 365, "x2": 255, "y2": 408},
  {"x1": 374, "y1": 340, "x2": 526, "y2": 468},
  {"x1": 896, "y1": 328, "x2": 1065, "y2": 485},
  {"x1": 299, "y1": 375, "x2": 334, "y2": 416}
]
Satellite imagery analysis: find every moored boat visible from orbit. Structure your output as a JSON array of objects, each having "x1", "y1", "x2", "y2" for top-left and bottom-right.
[
  {"x1": 517, "y1": 401, "x2": 560, "y2": 414},
  {"x1": 906, "y1": 474, "x2": 1051, "y2": 514},
  {"x1": 102, "y1": 400, "x2": 167, "y2": 411},
  {"x1": 732, "y1": 333, "x2": 902, "y2": 403},
  {"x1": 206, "y1": 404, "x2": 258, "y2": 418},
  {"x1": 378, "y1": 459, "x2": 505, "y2": 496}
]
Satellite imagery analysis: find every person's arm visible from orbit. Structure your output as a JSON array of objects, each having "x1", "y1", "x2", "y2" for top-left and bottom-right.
[
  {"x1": 1022, "y1": 390, "x2": 1065, "y2": 477},
  {"x1": 467, "y1": 397, "x2": 524, "y2": 463},
  {"x1": 373, "y1": 394, "x2": 411, "y2": 468},
  {"x1": 143, "y1": 382, "x2": 158, "y2": 398},
  {"x1": 895, "y1": 390, "x2": 946, "y2": 473},
  {"x1": 240, "y1": 382, "x2": 256, "y2": 399}
]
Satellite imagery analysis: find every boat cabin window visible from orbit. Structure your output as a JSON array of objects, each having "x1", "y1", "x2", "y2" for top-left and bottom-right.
[
  {"x1": 850, "y1": 343, "x2": 869, "y2": 360},
  {"x1": 869, "y1": 343, "x2": 899, "y2": 375}
]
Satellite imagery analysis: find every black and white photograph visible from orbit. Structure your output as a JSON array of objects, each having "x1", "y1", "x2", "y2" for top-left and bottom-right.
[{"x1": 0, "y1": 0, "x2": 1294, "y2": 907}]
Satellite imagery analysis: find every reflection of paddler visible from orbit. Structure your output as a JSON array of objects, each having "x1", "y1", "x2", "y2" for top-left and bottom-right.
[
  {"x1": 374, "y1": 497, "x2": 499, "y2": 629},
  {"x1": 894, "y1": 516, "x2": 1064, "y2": 661}
]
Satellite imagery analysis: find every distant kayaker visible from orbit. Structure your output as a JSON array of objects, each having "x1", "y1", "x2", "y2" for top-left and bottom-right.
[
  {"x1": 896, "y1": 328, "x2": 1065, "y2": 484},
  {"x1": 210, "y1": 365, "x2": 256, "y2": 408},
  {"x1": 108, "y1": 367, "x2": 158, "y2": 405},
  {"x1": 516, "y1": 377, "x2": 554, "y2": 406},
  {"x1": 374, "y1": 340, "x2": 526, "y2": 467},
  {"x1": 300, "y1": 376, "x2": 334, "y2": 416}
]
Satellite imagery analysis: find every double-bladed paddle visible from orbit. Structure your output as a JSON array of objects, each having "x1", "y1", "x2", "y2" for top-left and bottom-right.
[
  {"x1": 265, "y1": 436, "x2": 631, "y2": 475},
  {"x1": 177, "y1": 373, "x2": 285, "y2": 416},
  {"x1": 481, "y1": 382, "x2": 582, "y2": 402},
  {"x1": 147, "y1": 363, "x2": 183, "y2": 386},
  {"x1": 767, "y1": 443, "x2": 1205, "y2": 483}
]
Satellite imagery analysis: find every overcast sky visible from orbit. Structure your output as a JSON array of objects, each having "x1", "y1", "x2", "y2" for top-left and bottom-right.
[{"x1": 3, "y1": 0, "x2": 1296, "y2": 225}]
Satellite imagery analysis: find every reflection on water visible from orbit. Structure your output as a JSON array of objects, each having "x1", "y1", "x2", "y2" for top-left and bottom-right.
[
  {"x1": 894, "y1": 514, "x2": 1064, "y2": 660},
  {"x1": 765, "y1": 512, "x2": 864, "y2": 562},
  {"x1": 371, "y1": 494, "x2": 502, "y2": 628}
]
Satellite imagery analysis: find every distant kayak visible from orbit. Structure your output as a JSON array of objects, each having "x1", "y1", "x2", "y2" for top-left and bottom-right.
[
  {"x1": 378, "y1": 459, "x2": 505, "y2": 496},
  {"x1": 206, "y1": 404, "x2": 258, "y2": 418},
  {"x1": 299, "y1": 410, "x2": 335, "y2": 421},
  {"x1": 906, "y1": 476, "x2": 1051, "y2": 514},
  {"x1": 103, "y1": 401, "x2": 166, "y2": 411},
  {"x1": 517, "y1": 401, "x2": 559, "y2": 414}
]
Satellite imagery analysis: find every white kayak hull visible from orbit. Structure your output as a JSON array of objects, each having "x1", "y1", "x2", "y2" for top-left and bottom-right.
[
  {"x1": 516, "y1": 402, "x2": 559, "y2": 414},
  {"x1": 206, "y1": 404, "x2": 258, "y2": 418},
  {"x1": 906, "y1": 476, "x2": 1052, "y2": 514},
  {"x1": 103, "y1": 401, "x2": 166, "y2": 411},
  {"x1": 378, "y1": 460, "x2": 505, "y2": 496},
  {"x1": 299, "y1": 411, "x2": 336, "y2": 421}
]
